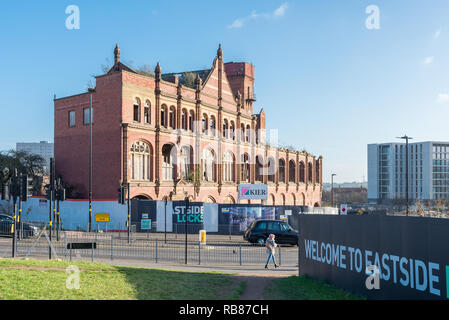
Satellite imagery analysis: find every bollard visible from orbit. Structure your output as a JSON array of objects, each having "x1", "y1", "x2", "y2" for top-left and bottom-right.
[{"x1": 198, "y1": 241, "x2": 201, "y2": 265}]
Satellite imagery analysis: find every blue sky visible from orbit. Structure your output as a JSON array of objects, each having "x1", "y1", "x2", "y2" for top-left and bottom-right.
[{"x1": 1, "y1": 0, "x2": 449, "y2": 183}]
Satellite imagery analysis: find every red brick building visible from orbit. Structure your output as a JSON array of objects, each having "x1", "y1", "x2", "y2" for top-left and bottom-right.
[{"x1": 54, "y1": 44, "x2": 322, "y2": 206}]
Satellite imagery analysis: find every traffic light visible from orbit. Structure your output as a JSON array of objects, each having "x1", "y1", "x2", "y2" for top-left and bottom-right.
[
  {"x1": 1, "y1": 183, "x2": 10, "y2": 201},
  {"x1": 45, "y1": 188, "x2": 53, "y2": 201},
  {"x1": 20, "y1": 174, "x2": 33, "y2": 202},
  {"x1": 55, "y1": 188, "x2": 66, "y2": 201},
  {"x1": 118, "y1": 186, "x2": 126, "y2": 204}
]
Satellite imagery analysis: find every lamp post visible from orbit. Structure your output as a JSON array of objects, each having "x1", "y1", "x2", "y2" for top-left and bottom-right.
[
  {"x1": 164, "y1": 197, "x2": 168, "y2": 244},
  {"x1": 331, "y1": 174, "x2": 336, "y2": 207},
  {"x1": 185, "y1": 196, "x2": 189, "y2": 265},
  {"x1": 88, "y1": 87, "x2": 95, "y2": 232},
  {"x1": 397, "y1": 135, "x2": 413, "y2": 216}
]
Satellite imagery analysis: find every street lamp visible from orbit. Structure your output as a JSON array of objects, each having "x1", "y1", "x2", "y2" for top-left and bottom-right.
[
  {"x1": 164, "y1": 197, "x2": 168, "y2": 244},
  {"x1": 331, "y1": 174, "x2": 336, "y2": 207},
  {"x1": 88, "y1": 87, "x2": 95, "y2": 232},
  {"x1": 397, "y1": 135, "x2": 413, "y2": 216}
]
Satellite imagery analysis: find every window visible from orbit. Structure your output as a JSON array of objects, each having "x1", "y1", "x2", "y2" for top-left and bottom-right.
[
  {"x1": 241, "y1": 154, "x2": 250, "y2": 182},
  {"x1": 144, "y1": 100, "x2": 151, "y2": 124},
  {"x1": 68, "y1": 111, "x2": 76, "y2": 127},
  {"x1": 280, "y1": 223, "x2": 290, "y2": 231},
  {"x1": 162, "y1": 144, "x2": 175, "y2": 181},
  {"x1": 254, "y1": 221, "x2": 267, "y2": 230},
  {"x1": 189, "y1": 111, "x2": 194, "y2": 132},
  {"x1": 161, "y1": 105, "x2": 167, "y2": 127},
  {"x1": 83, "y1": 108, "x2": 93, "y2": 124},
  {"x1": 279, "y1": 159, "x2": 286, "y2": 183},
  {"x1": 133, "y1": 98, "x2": 141, "y2": 122},
  {"x1": 246, "y1": 125, "x2": 250, "y2": 142},
  {"x1": 180, "y1": 146, "x2": 192, "y2": 180},
  {"x1": 181, "y1": 109, "x2": 188, "y2": 130},
  {"x1": 202, "y1": 114, "x2": 208, "y2": 134},
  {"x1": 223, "y1": 152, "x2": 234, "y2": 182},
  {"x1": 223, "y1": 119, "x2": 229, "y2": 139},
  {"x1": 210, "y1": 116, "x2": 216, "y2": 136},
  {"x1": 202, "y1": 149, "x2": 215, "y2": 182},
  {"x1": 230, "y1": 121, "x2": 235, "y2": 140},
  {"x1": 130, "y1": 141, "x2": 152, "y2": 181},
  {"x1": 169, "y1": 106, "x2": 176, "y2": 128},
  {"x1": 267, "y1": 221, "x2": 280, "y2": 231}
]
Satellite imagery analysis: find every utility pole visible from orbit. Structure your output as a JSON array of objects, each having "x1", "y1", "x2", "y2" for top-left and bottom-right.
[
  {"x1": 397, "y1": 135, "x2": 413, "y2": 216},
  {"x1": 127, "y1": 182, "x2": 130, "y2": 244},
  {"x1": 185, "y1": 197, "x2": 189, "y2": 265},
  {"x1": 164, "y1": 198, "x2": 168, "y2": 244},
  {"x1": 331, "y1": 173, "x2": 336, "y2": 207},
  {"x1": 88, "y1": 87, "x2": 95, "y2": 232},
  {"x1": 11, "y1": 169, "x2": 18, "y2": 258}
]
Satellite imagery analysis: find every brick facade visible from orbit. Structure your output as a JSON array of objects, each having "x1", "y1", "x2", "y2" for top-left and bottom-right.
[{"x1": 54, "y1": 45, "x2": 323, "y2": 206}]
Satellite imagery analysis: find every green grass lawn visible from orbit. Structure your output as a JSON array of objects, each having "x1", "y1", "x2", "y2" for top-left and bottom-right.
[
  {"x1": 0, "y1": 258, "x2": 244, "y2": 300},
  {"x1": 264, "y1": 276, "x2": 364, "y2": 300}
]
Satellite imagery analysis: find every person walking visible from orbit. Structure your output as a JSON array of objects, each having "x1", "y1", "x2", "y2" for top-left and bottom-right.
[{"x1": 265, "y1": 234, "x2": 279, "y2": 269}]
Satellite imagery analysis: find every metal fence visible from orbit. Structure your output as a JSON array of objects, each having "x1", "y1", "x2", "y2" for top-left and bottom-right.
[{"x1": 1, "y1": 228, "x2": 297, "y2": 267}]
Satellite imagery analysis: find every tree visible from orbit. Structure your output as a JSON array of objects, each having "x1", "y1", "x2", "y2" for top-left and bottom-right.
[
  {"x1": 0, "y1": 149, "x2": 46, "y2": 196},
  {"x1": 182, "y1": 72, "x2": 197, "y2": 88}
]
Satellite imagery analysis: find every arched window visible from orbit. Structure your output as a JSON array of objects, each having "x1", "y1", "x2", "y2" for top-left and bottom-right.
[
  {"x1": 130, "y1": 141, "x2": 152, "y2": 181},
  {"x1": 299, "y1": 161, "x2": 305, "y2": 183},
  {"x1": 202, "y1": 114, "x2": 208, "y2": 134},
  {"x1": 161, "y1": 105, "x2": 168, "y2": 127},
  {"x1": 189, "y1": 110, "x2": 194, "y2": 132},
  {"x1": 230, "y1": 121, "x2": 235, "y2": 140},
  {"x1": 316, "y1": 161, "x2": 320, "y2": 184},
  {"x1": 289, "y1": 160, "x2": 296, "y2": 183},
  {"x1": 162, "y1": 144, "x2": 176, "y2": 181},
  {"x1": 255, "y1": 155, "x2": 263, "y2": 182},
  {"x1": 241, "y1": 153, "x2": 250, "y2": 182},
  {"x1": 181, "y1": 109, "x2": 188, "y2": 130},
  {"x1": 180, "y1": 145, "x2": 193, "y2": 180},
  {"x1": 144, "y1": 100, "x2": 151, "y2": 124},
  {"x1": 267, "y1": 157, "x2": 275, "y2": 182},
  {"x1": 223, "y1": 152, "x2": 234, "y2": 182},
  {"x1": 246, "y1": 124, "x2": 250, "y2": 142},
  {"x1": 133, "y1": 98, "x2": 141, "y2": 122},
  {"x1": 202, "y1": 149, "x2": 215, "y2": 182},
  {"x1": 308, "y1": 162, "x2": 313, "y2": 183},
  {"x1": 279, "y1": 159, "x2": 285, "y2": 183},
  {"x1": 210, "y1": 115, "x2": 216, "y2": 136},
  {"x1": 169, "y1": 106, "x2": 176, "y2": 129},
  {"x1": 223, "y1": 119, "x2": 229, "y2": 139},
  {"x1": 240, "y1": 124, "x2": 245, "y2": 142}
]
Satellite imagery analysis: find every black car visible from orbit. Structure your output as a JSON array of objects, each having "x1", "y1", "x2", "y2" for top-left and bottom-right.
[
  {"x1": 0, "y1": 214, "x2": 40, "y2": 238},
  {"x1": 243, "y1": 219, "x2": 299, "y2": 245}
]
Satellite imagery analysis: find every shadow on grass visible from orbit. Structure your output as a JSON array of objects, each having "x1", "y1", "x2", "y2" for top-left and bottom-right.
[
  {"x1": 0, "y1": 258, "x2": 245, "y2": 300},
  {"x1": 264, "y1": 275, "x2": 365, "y2": 300}
]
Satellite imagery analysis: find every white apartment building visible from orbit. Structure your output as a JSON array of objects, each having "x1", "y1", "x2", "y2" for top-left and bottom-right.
[
  {"x1": 16, "y1": 141, "x2": 54, "y2": 172},
  {"x1": 368, "y1": 141, "x2": 449, "y2": 203}
]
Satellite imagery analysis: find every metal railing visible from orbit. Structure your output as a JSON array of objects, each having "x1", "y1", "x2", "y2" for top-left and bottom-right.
[{"x1": 6, "y1": 229, "x2": 298, "y2": 266}]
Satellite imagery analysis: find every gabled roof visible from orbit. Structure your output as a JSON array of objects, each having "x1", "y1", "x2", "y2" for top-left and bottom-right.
[{"x1": 107, "y1": 62, "x2": 138, "y2": 75}]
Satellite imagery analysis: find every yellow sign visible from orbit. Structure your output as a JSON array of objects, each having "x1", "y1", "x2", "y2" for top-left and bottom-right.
[{"x1": 95, "y1": 213, "x2": 110, "y2": 222}]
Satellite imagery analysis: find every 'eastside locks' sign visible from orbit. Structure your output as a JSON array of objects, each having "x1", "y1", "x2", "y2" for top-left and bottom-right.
[
  {"x1": 238, "y1": 184, "x2": 268, "y2": 200},
  {"x1": 173, "y1": 203, "x2": 204, "y2": 223}
]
